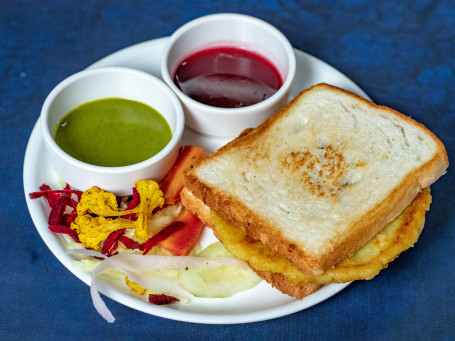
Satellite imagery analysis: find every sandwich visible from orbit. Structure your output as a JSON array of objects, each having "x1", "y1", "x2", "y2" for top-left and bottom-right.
[{"x1": 181, "y1": 83, "x2": 449, "y2": 298}]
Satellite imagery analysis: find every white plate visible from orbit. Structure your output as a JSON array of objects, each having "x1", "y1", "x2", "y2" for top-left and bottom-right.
[{"x1": 24, "y1": 37, "x2": 370, "y2": 324}]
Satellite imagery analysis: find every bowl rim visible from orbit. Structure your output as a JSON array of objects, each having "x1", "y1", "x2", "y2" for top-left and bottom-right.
[
  {"x1": 160, "y1": 13, "x2": 296, "y2": 117},
  {"x1": 40, "y1": 66, "x2": 185, "y2": 174}
]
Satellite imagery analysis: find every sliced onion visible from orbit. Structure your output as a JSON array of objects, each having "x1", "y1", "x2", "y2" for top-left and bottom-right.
[
  {"x1": 116, "y1": 253, "x2": 250, "y2": 272},
  {"x1": 90, "y1": 260, "x2": 116, "y2": 323},
  {"x1": 67, "y1": 249, "x2": 251, "y2": 323}
]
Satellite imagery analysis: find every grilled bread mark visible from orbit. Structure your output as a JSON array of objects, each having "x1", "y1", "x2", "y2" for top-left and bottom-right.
[{"x1": 281, "y1": 144, "x2": 350, "y2": 197}]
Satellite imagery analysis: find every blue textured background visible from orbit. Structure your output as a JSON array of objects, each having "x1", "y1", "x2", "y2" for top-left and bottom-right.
[{"x1": 2, "y1": 1, "x2": 454, "y2": 340}]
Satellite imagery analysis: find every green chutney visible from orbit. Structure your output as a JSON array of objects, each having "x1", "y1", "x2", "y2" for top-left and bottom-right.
[{"x1": 54, "y1": 98, "x2": 172, "y2": 167}]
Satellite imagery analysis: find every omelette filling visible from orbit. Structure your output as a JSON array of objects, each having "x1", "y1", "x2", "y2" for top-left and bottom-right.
[{"x1": 210, "y1": 188, "x2": 431, "y2": 285}]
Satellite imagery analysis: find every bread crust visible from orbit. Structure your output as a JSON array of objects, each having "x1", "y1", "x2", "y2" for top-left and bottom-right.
[{"x1": 183, "y1": 83, "x2": 449, "y2": 276}]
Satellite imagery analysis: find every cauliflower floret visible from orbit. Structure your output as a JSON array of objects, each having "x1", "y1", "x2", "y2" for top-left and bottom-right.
[
  {"x1": 134, "y1": 180, "x2": 165, "y2": 241},
  {"x1": 71, "y1": 215, "x2": 136, "y2": 250},
  {"x1": 77, "y1": 186, "x2": 129, "y2": 217},
  {"x1": 72, "y1": 180, "x2": 165, "y2": 249}
]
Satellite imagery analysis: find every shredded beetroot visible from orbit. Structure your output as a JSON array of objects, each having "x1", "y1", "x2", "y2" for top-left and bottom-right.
[
  {"x1": 63, "y1": 210, "x2": 78, "y2": 225},
  {"x1": 30, "y1": 184, "x2": 82, "y2": 243},
  {"x1": 48, "y1": 224, "x2": 80, "y2": 242},
  {"x1": 118, "y1": 235, "x2": 141, "y2": 250},
  {"x1": 68, "y1": 197, "x2": 79, "y2": 209},
  {"x1": 48, "y1": 193, "x2": 71, "y2": 226},
  {"x1": 122, "y1": 188, "x2": 140, "y2": 220},
  {"x1": 148, "y1": 294, "x2": 179, "y2": 305},
  {"x1": 139, "y1": 221, "x2": 184, "y2": 255},
  {"x1": 30, "y1": 184, "x2": 59, "y2": 207},
  {"x1": 29, "y1": 184, "x2": 82, "y2": 207},
  {"x1": 101, "y1": 230, "x2": 141, "y2": 256},
  {"x1": 101, "y1": 229, "x2": 127, "y2": 256},
  {"x1": 126, "y1": 188, "x2": 140, "y2": 209}
]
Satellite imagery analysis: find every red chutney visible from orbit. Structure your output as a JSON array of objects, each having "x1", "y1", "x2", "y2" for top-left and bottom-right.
[{"x1": 173, "y1": 46, "x2": 283, "y2": 108}]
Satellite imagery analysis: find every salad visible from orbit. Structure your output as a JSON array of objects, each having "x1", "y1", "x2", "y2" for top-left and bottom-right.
[{"x1": 30, "y1": 145, "x2": 261, "y2": 322}]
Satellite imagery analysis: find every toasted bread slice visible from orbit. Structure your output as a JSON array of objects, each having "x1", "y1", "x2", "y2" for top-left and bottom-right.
[{"x1": 183, "y1": 83, "x2": 448, "y2": 276}]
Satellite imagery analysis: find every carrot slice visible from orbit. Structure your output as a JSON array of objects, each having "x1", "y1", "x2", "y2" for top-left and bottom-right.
[
  {"x1": 158, "y1": 210, "x2": 204, "y2": 256},
  {"x1": 160, "y1": 145, "x2": 205, "y2": 205}
]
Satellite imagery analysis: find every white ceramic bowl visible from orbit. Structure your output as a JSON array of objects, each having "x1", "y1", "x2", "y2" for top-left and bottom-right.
[
  {"x1": 40, "y1": 67, "x2": 185, "y2": 195},
  {"x1": 161, "y1": 13, "x2": 296, "y2": 138}
]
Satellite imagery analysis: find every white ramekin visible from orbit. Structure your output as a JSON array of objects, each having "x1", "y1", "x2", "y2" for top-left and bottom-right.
[
  {"x1": 40, "y1": 66, "x2": 185, "y2": 195},
  {"x1": 161, "y1": 13, "x2": 296, "y2": 138}
]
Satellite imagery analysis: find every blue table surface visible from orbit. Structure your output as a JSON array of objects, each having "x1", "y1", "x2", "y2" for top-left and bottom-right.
[{"x1": 2, "y1": 1, "x2": 454, "y2": 340}]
